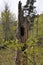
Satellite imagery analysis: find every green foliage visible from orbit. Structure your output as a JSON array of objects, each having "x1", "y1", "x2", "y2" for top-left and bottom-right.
[
  {"x1": 1, "y1": 4, "x2": 16, "y2": 41},
  {"x1": 0, "y1": 4, "x2": 43, "y2": 65}
]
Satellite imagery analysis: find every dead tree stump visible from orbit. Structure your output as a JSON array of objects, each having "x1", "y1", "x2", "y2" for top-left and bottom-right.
[
  {"x1": 16, "y1": 1, "x2": 29, "y2": 65},
  {"x1": 16, "y1": 1, "x2": 29, "y2": 43}
]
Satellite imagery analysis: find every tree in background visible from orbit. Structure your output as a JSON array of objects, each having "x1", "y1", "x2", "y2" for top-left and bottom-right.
[
  {"x1": 1, "y1": 4, "x2": 16, "y2": 41},
  {"x1": 23, "y1": 0, "x2": 36, "y2": 29}
]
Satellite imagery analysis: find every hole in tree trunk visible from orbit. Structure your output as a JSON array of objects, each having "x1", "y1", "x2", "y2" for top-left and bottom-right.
[{"x1": 20, "y1": 27, "x2": 24, "y2": 36}]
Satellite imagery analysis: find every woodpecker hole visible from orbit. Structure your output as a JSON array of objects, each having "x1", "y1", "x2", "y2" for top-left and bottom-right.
[{"x1": 20, "y1": 27, "x2": 24, "y2": 36}]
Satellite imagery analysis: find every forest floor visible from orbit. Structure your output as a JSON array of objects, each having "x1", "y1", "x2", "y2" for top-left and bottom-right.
[{"x1": 0, "y1": 47, "x2": 16, "y2": 65}]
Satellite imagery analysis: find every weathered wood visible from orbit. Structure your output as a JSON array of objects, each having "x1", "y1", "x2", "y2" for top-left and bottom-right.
[
  {"x1": 15, "y1": 46, "x2": 28, "y2": 65},
  {"x1": 16, "y1": 1, "x2": 28, "y2": 65},
  {"x1": 16, "y1": 1, "x2": 29, "y2": 43}
]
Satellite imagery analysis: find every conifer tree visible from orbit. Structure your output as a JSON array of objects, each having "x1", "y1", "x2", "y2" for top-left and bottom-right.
[
  {"x1": 23, "y1": 0, "x2": 36, "y2": 29},
  {"x1": 1, "y1": 4, "x2": 12, "y2": 41}
]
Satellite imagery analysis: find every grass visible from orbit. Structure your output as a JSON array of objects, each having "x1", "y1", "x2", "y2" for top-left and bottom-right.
[{"x1": 0, "y1": 46, "x2": 16, "y2": 65}]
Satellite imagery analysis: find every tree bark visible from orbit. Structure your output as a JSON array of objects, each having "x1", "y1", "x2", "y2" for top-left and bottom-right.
[{"x1": 15, "y1": 44, "x2": 28, "y2": 65}]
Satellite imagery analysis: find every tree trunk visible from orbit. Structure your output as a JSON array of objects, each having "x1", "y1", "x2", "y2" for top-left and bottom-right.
[{"x1": 16, "y1": 44, "x2": 28, "y2": 65}]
